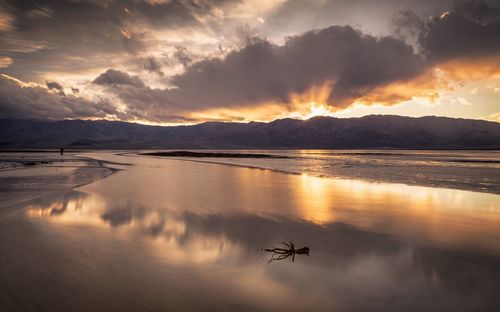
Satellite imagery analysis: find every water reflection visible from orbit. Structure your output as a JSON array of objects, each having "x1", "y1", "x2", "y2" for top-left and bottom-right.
[
  {"x1": 76, "y1": 154, "x2": 500, "y2": 254},
  {"x1": 21, "y1": 189, "x2": 500, "y2": 311},
  {"x1": 9, "y1": 154, "x2": 500, "y2": 311}
]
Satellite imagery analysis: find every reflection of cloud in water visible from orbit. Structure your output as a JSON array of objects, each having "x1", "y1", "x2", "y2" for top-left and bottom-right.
[
  {"x1": 24, "y1": 190, "x2": 500, "y2": 311},
  {"x1": 26, "y1": 191, "x2": 245, "y2": 264},
  {"x1": 77, "y1": 154, "x2": 500, "y2": 253},
  {"x1": 14, "y1": 154, "x2": 500, "y2": 311},
  {"x1": 26, "y1": 190, "x2": 400, "y2": 265}
]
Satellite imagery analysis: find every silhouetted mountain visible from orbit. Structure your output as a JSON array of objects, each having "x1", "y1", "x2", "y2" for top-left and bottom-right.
[{"x1": 1, "y1": 115, "x2": 499, "y2": 149}]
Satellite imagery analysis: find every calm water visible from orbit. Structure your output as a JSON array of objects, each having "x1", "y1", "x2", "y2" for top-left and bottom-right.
[
  {"x1": 138, "y1": 149, "x2": 500, "y2": 193},
  {"x1": 1, "y1": 151, "x2": 500, "y2": 311}
]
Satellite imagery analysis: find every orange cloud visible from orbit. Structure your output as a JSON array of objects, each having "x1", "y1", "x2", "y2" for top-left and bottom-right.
[
  {"x1": 348, "y1": 70, "x2": 444, "y2": 107},
  {"x1": 435, "y1": 56, "x2": 500, "y2": 82}
]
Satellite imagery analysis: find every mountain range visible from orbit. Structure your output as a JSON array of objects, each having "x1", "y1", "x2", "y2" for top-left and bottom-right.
[{"x1": 1, "y1": 115, "x2": 499, "y2": 149}]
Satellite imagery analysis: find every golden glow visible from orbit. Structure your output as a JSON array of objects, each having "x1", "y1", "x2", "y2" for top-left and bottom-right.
[
  {"x1": 290, "y1": 174, "x2": 500, "y2": 251},
  {"x1": 4, "y1": 52, "x2": 499, "y2": 125},
  {"x1": 1, "y1": 73, "x2": 41, "y2": 88},
  {"x1": 26, "y1": 193, "x2": 108, "y2": 226},
  {"x1": 486, "y1": 112, "x2": 500, "y2": 122},
  {"x1": 25, "y1": 191, "x2": 246, "y2": 265},
  {"x1": 352, "y1": 70, "x2": 444, "y2": 107},
  {"x1": 436, "y1": 56, "x2": 500, "y2": 81},
  {"x1": 294, "y1": 173, "x2": 336, "y2": 223},
  {"x1": 285, "y1": 81, "x2": 338, "y2": 119},
  {"x1": 297, "y1": 103, "x2": 336, "y2": 119},
  {"x1": 185, "y1": 102, "x2": 290, "y2": 123},
  {"x1": 170, "y1": 82, "x2": 339, "y2": 123},
  {"x1": 188, "y1": 57, "x2": 500, "y2": 124},
  {"x1": 25, "y1": 152, "x2": 500, "y2": 258}
]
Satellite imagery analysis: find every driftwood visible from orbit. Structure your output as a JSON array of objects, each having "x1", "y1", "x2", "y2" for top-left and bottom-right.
[{"x1": 264, "y1": 242, "x2": 309, "y2": 262}]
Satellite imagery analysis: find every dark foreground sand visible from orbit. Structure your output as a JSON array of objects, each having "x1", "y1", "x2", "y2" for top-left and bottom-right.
[{"x1": 1, "y1": 152, "x2": 500, "y2": 311}]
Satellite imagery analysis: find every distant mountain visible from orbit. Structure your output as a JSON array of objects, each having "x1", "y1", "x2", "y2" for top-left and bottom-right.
[{"x1": 1, "y1": 115, "x2": 499, "y2": 149}]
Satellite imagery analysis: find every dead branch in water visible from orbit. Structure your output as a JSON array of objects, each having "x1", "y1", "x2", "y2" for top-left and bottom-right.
[{"x1": 264, "y1": 242, "x2": 309, "y2": 262}]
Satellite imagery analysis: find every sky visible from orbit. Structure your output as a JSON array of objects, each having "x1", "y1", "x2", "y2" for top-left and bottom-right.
[{"x1": 0, "y1": 0, "x2": 499, "y2": 125}]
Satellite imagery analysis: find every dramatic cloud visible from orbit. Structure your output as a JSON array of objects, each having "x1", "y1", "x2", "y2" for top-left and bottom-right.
[
  {"x1": 416, "y1": 0, "x2": 500, "y2": 62},
  {"x1": 0, "y1": 0, "x2": 237, "y2": 79},
  {"x1": 104, "y1": 25, "x2": 432, "y2": 120},
  {"x1": 1, "y1": 0, "x2": 201, "y2": 51},
  {"x1": 93, "y1": 69, "x2": 145, "y2": 88},
  {"x1": 0, "y1": 74, "x2": 119, "y2": 120},
  {"x1": 0, "y1": 0, "x2": 499, "y2": 123}
]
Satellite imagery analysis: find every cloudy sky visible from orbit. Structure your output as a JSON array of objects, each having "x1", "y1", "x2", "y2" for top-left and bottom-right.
[{"x1": 0, "y1": 0, "x2": 499, "y2": 124}]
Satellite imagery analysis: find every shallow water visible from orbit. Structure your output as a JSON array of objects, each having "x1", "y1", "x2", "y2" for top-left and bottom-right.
[
  {"x1": 0, "y1": 152, "x2": 112, "y2": 210},
  {"x1": 1, "y1": 152, "x2": 500, "y2": 311},
  {"x1": 138, "y1": 149, "x2": 500, "y2": 194}
]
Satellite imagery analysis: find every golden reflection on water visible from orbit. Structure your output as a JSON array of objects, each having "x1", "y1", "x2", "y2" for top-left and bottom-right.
[
  {"x1": 294, "y1": 173, "x2": 500, "y2": 251},
  {"x1": 295, "y1": 173, "x2": 336, "y2": 224},
  {"x1": 25, "y1": 191, "x2": 246, "y2": 265},
  {"x1": 13, "y1": 154, "x2": 500, "y2": 311},
  {"x1": 25, "y1": 157, "x2": 500, "y2": 257},
  {"x1": 26, "y1": 193, "x2": 107, "y2": 226}
]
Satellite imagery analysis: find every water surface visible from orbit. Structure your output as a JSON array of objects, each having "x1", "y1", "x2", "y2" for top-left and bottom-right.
[
  {"x1": 138, "y1": 149, "x2": 500, "y2": 193},
  {"x1": 1, "y1": 152, "x2": 500, "y2": 311}
]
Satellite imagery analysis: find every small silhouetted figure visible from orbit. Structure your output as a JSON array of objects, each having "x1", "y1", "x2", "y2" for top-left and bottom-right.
[{"x1": 60, "y1": 148, "x2": 64, "y2": 156}]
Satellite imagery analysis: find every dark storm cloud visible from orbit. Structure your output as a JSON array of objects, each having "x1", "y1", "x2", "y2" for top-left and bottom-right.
[
  {"x1": 416, "y1": 0, "x2": 500, "y2": 62},
  {"x1": 108, "y1": 25, "x2": 427, "y2": 116},
  {"x1": 93, "y1": 69, "x2": 145, "y2": 88},
  {"x1": 138, "y1": 0, "x2": 498, "y2": 115},
  {"x1": 0, "y1": 74, "x2": 120, "y2": 119},
  {"x1": 170, "y1": 26, "x2": 425, "y2": 108}
]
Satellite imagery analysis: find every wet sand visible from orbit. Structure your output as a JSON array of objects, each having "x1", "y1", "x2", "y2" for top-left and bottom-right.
[
  {"x1": 0, "y1": 152, "x2": 113, "y2": 211},
  {"x1": 1, "y1": 152, "x2": 500, "y2": 311}
]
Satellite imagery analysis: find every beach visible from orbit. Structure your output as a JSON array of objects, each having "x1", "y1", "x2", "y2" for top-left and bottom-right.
[{"x1": 1, "y1": 151, "x2": 500, "y2": 311}]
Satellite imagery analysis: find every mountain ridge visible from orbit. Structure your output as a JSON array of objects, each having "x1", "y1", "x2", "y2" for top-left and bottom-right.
[{"x1": 1, "y1": 115, "x2": 499, "y2": 149}]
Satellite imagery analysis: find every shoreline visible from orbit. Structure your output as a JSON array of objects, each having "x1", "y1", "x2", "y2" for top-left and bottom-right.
[{"x1": 0, "y1": 154, "x2": 120, "y2": 215}]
